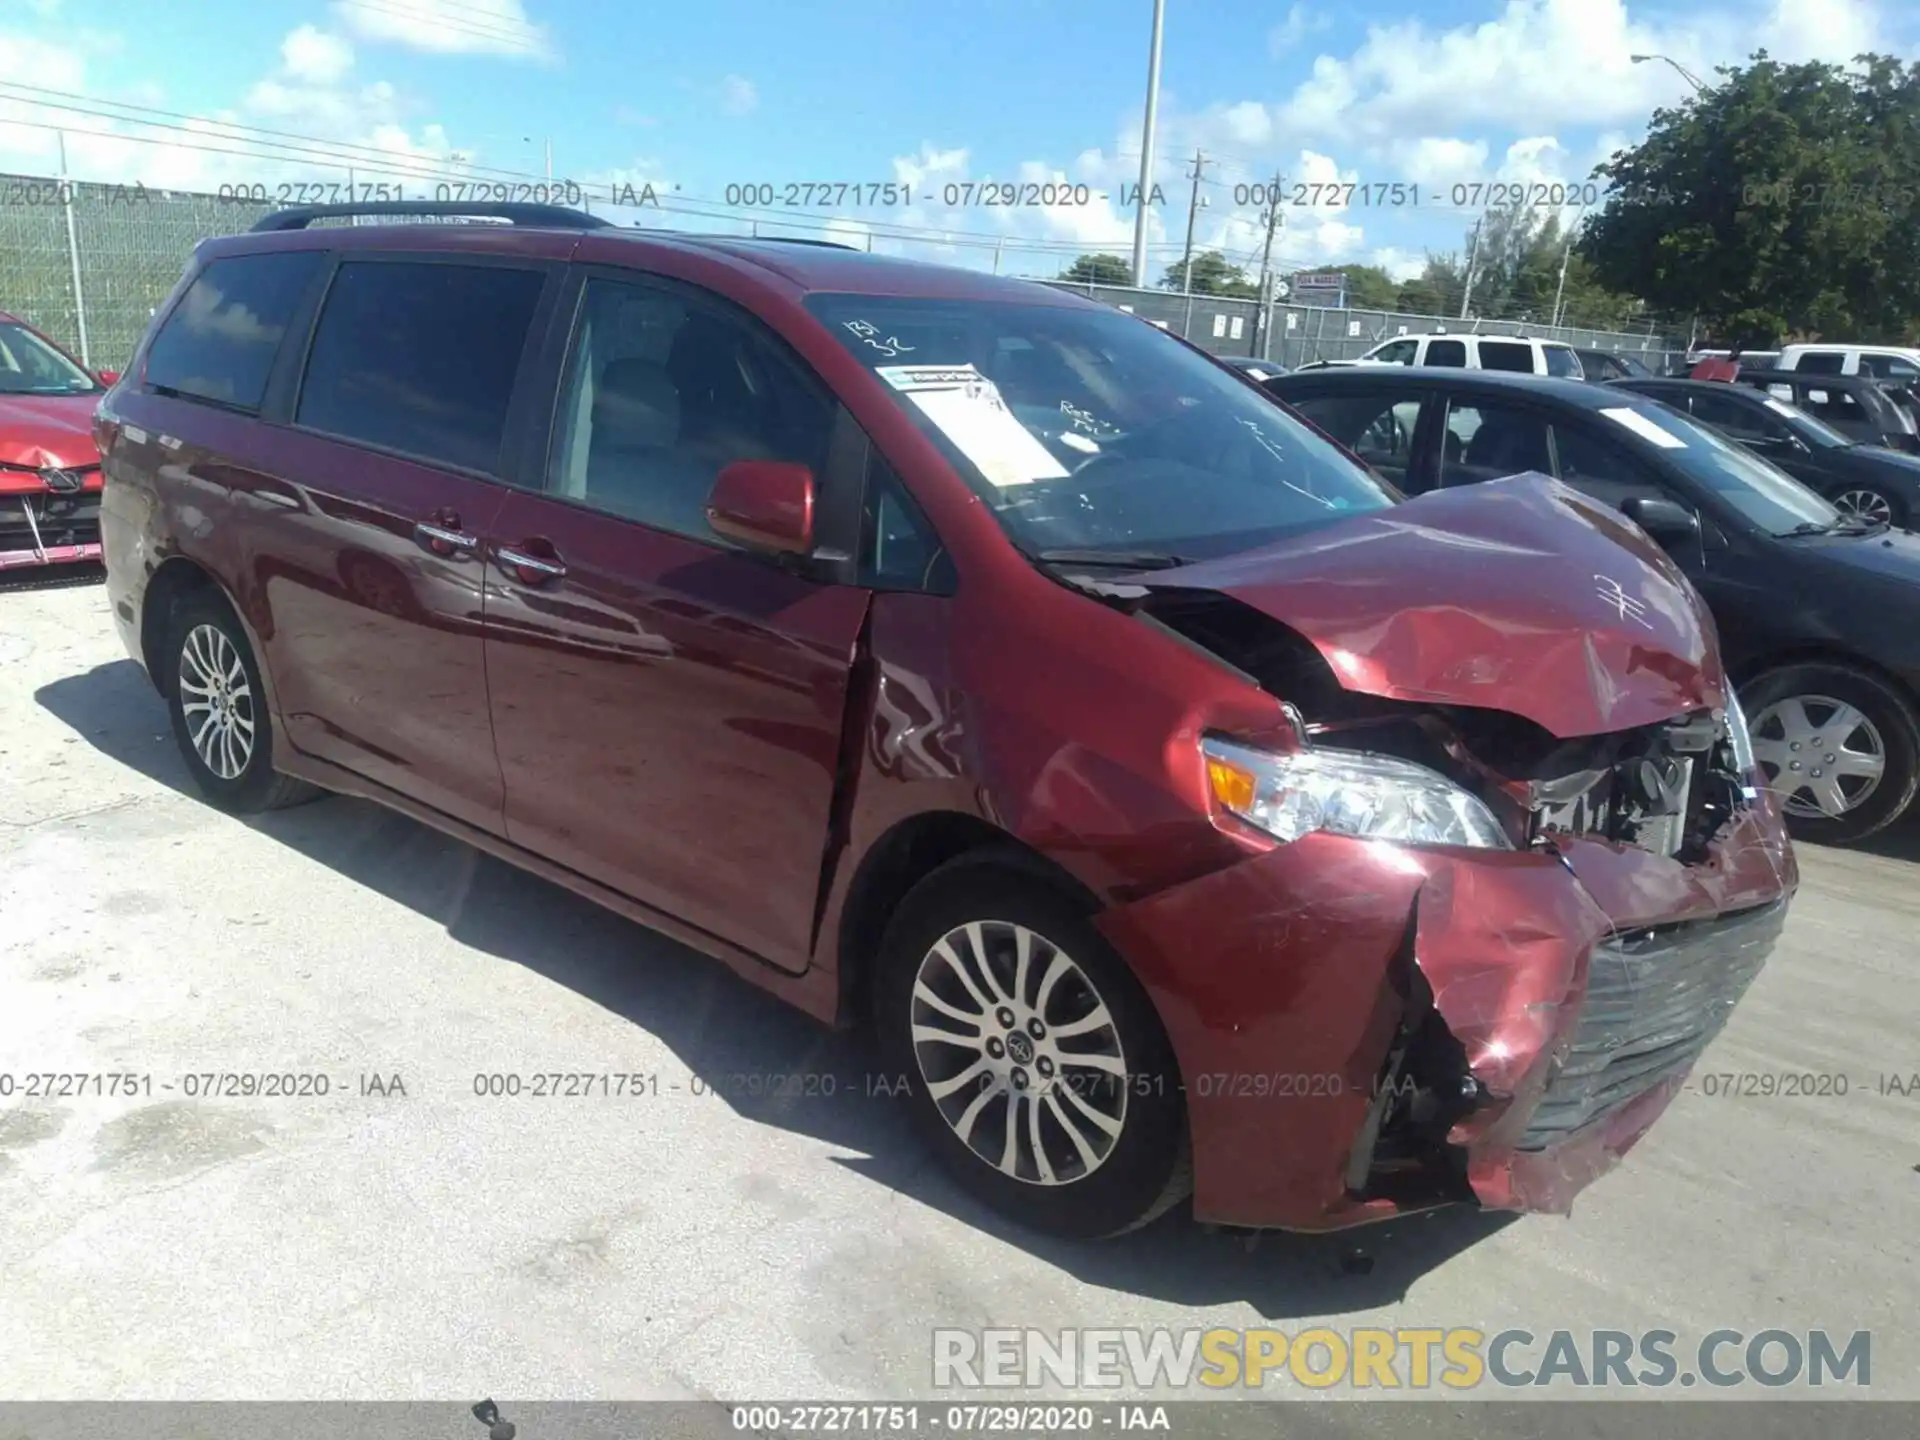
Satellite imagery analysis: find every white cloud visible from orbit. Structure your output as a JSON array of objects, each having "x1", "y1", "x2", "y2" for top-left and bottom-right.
[
  {"x1": 1369, "y1": 247, "x2": 1428, "y2": 282},
  {"x1": 1277, "y1": 0, "x2": 1890, "y2": 149},
  {"x1": 1268, "y1": 3, "x2": 1332, "y2": 57},
  {"x1": 719, "y1": 74, "x2": 758, "y2": 117},
  {"x1": 281, "y1": 25, "x2": 355, "y2": 85},
  {"x1": 331, "y1": 0, "x2": 551, "y2": 60}
]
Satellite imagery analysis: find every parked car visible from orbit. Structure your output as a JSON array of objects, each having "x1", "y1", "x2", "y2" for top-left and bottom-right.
[
  {"x1": 1358, "y1": 330, "x2": 1584, "y2": 377},
  {"x1": 1777, "y1": 343, "x2": 1920, "y2": 382},
  {"x1": 0, "y1": 310, "x2": 118, "y2": 573},
  {"x1": 1610, "y1": 375, "x2": 1920, "y2": 527},
  {"x1": 1212, "y1": 354, "x2": 1287, "y2": 382},
  {"x1": 1572, "y1": 348, "x2": 1656, "y2": 382},
  {"x1": 1268, "y1": 366, "x2": 1920, "y2": 842},
  {"x1": 1723, "y1": 369, "x2": 1920, "y2": 456},
  {"x1": 102, "y1": 202, "x2": 1795, "y2": 1239}
]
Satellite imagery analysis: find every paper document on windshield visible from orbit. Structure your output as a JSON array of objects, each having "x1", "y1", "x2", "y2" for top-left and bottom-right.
[{"x1": 877, "y1": 364, "x2": 1069, "y2": 487}]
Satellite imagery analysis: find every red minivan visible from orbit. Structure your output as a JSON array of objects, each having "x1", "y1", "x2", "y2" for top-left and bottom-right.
[{"x1": 98, "y1": 204, "x2": 1797, "y2": 1239}]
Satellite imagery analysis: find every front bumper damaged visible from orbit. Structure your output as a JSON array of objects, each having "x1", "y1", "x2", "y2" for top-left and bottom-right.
[{"x1": 1096, "y1": 802, "x2": 1796, "y2": 1231}]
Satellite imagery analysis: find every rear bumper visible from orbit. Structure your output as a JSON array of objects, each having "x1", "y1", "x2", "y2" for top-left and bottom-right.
[{"x1": 1097, "y1": 802, "x2": 1796, "y2": 1231}]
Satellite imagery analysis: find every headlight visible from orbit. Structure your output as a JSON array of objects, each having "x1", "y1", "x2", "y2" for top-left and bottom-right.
[
  {"x1": 1721, "y1": 687, "x2": 1761, "y2": 798},
  {"x1": 1202, "y1": 736, "x2": 1512, "y2": 849}
]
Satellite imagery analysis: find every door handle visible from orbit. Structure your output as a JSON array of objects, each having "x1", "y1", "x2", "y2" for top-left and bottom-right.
[
  {"x1": 494, "y1": 543, "x2": 567, "y2": 586},
  {"x1": 414, "y1": 520, "x2": 478, "y2": 556}
]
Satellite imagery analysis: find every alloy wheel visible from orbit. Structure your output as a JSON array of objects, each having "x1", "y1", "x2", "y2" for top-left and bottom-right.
[
  {"x1": 177, "y1": 622, "x2": 256, "y2": 781},
  {"x1": 1750, "y1": 693, "x2": 1886, "y2": 819},
  {"x1": 909, "y1": 920, "x2": 1128, "y2": 1187},
  {"x1": 1833, "y1": 488, "x2": 1894, "y2": 525}
]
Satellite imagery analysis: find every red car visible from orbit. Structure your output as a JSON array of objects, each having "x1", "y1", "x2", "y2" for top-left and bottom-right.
[
  {"x1": 0, "y1": 310, "x2": 117, "y2": 572},
  {"x1": 99, "y1": 204, "x2": 1797, "y2": 1239}
]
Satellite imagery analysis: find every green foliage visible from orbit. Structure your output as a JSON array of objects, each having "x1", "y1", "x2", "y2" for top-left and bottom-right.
[
  {"x1": 1580, "y1": 50, "x2": 1920, "y2": 345},
  {"x1": 1059, "y1": 252, "x2": 1134, "y2": 286},
  {"x1": 1160, "y1": 250, "x2": 1259, "y2": 298},
  {"x1": 1319, "y1": 263, "x2": 1400, "y2": 310}
]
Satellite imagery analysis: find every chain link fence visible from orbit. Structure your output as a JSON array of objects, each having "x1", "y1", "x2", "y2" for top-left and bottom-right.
[
  {"x1": 1, "y1": 171, "x2": 1692, "y2": 375},
  {"x1": 1038, "y1": 280, "x2": 1689, "y2": 373},
  {"x1": 0, "y1": 175, "x2": 277, "y2": 370}
]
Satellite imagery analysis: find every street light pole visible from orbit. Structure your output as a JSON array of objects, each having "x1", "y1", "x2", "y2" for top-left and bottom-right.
[
  {"x1": 1128, "y1": 0, "x2": 1167, "y2": 289},
  {"x1": 1630, "y1": 53, "x2": 1706, "y2": 93}
]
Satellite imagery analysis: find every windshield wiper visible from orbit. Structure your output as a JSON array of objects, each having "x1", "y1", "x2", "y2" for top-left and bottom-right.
[
  {"x1": 1778, "y1": 519, "x2": 1849, "y2": 537},
  {"x1": 1032, "y1": 547, "x2": 1194, "y2": 570}
]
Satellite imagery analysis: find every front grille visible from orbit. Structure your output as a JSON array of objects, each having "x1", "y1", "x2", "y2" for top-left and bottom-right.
[
  {"x1": 0, "y1": 493, "x2": 101, "y2": 555},
  {"x1": 1516, "y1": 897, "x2": 1787, "y2": 1150}
]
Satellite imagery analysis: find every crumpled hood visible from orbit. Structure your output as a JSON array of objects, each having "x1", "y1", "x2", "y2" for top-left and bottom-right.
[
  {"x1": 1139, "y1": 473, "x2": 1726, "y2": 738},
  {"x1": 0, "y1": 393, "x2": 102, "y2": 470}
]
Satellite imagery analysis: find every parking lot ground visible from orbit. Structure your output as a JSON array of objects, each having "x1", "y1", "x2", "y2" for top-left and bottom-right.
[{"x1": 2, "y1": 575, "x2": 1917, "y2": 1419}]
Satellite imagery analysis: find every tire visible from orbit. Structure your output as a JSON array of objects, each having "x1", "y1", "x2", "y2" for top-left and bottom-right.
[
  {"x1": 1828, "y1": 483, "x2": 1905, "y2": 529},
  {"x1": 873, "y1": 857, "x2": 1191, "y2": 1239},
  {"x1": 165, "y1": 591, "x2": 321, "y2": 813},
  {"x1": 1742, "y1": 663, "x2": 1920, "y2": 844}
]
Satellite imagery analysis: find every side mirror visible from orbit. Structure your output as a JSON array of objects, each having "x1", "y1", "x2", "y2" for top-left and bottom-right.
[
  {"x1": 96, "y1": 368, "x2": 120, "y2": 386},
  {"x1": 706, "y1": 460, "x2": 815, "y2": 556},
  {"x1": 1622, "y1": 495, "x2": 1701, "y2": 542}
]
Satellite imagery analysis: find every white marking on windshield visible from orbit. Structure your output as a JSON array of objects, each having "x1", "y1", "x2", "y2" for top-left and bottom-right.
[
  {"x1": 1236, "y1": 417, "x2": 1338, "y2": 508},
  {"x1": 842, "y1": 319, "x2": 916, "y2": 358}
]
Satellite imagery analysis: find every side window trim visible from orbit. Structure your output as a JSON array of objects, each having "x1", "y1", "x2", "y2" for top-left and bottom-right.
[{"x1": 284, "y1": 252, "x2": 564, "y2": 483}]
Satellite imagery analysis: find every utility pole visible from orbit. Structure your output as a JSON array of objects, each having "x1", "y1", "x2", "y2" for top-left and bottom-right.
[
  {"x1": 1128, "y1": 0, "x2": 1167, "y2": 288},
  {"x1": 544, "y1": 137, "x2": 554, "y2": 182},
  {"x1": 1458, "y1": 213, "x2": 1484, "y2": 320},
  {"x1": 1254, "y1": 170, "x2": 1284, "y2": 356},
  {"x1": 56, "y1": 130, "x2": 90, "y2": 369},
  {"x1": 1178, "y1": 149, "x2": 1208, "y2": 339},
  {"x1": 1549, "y1": 205, "x2": 1584, "y2": 329}
]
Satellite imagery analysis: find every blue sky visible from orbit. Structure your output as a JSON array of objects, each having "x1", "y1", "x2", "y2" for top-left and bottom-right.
[{"x1": 2, "y1": 0, "x2": 1916, "y2": 288}]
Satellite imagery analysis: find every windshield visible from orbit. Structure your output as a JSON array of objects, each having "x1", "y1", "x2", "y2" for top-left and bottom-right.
[
  {"x1": 0, "y1": 322, "x2": 98, "y2": 396},
  {"x1": 1544, "y1": 346, "x2": 1582, "y2": 378},
  {"x1": 1605, "y1": 402, "x2": 1842, "y2": 535},
  {"x1": 805, "y1": 295, "x2": 1395, "y2": 562}
]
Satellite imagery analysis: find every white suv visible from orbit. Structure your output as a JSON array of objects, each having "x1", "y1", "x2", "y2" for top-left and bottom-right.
[
  {"x1": 1357, "y1": 331, "x2": 1584, "y2": 377},
  {"x1": 1777, "y1": 343, "x2": 1920, "y2": 383}
]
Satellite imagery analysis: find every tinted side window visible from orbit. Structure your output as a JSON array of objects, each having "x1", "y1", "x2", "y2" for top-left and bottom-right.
[
  {"x1": 144, "y1": 251, "x2": 321, "y2": 412},
  {"x1": 1440, "y1": 401, "x2": 1552, "y2": 486},
  {"x1": 1478, "y1": 340, "x2": 1535, "y2": 373},
  {"x1": 296, "y1": 261, "x2": 546, "y2": 475},
  {"x1": 1289, "y1": 392, "x2": 1423, "y2": 489},
  {"x1": 547, "y1": 277, "x2": 835, "y2": 544},
  {"x1": 1861, "y1": 354, "x2": 1920, "y2": 382},
  {"x1": 1793, "y1": 352, "x2": 1845, "y2": 374},
  {"x1": 1425, "y1": 339, "x2": 1466, "y2": 367}
]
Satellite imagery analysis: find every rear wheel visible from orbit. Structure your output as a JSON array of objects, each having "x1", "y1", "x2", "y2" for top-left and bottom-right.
[
  {"x1": 165, "y1": 591, "x2": 320, "y2": 813},
  {"x1": 874, "y1": 858, "x2": 1189, "y2": 1239},
  {"x1": 1743, "y1": 663, "x2": 1919, "y2": 843}
]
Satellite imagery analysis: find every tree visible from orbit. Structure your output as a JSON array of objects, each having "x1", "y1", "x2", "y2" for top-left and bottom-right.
[
  {"x1": 1394, "y1": 255, "x2": 1465, "y2": 317},
  {"x1": 1059, "y1": 252, "x2": 1133, "y2": 287},
  {"x1": 1160, "y1": 250, "x2": 1259, "y2": 298},
  {"x1": 1580, "y1": 50, "x2": 1920, "y2": 344}
]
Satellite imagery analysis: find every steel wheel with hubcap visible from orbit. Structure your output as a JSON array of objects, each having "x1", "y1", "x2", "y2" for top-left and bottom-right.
[
  {"x1": 164, "y1": 590, "x2": 320, "y2": 813},
  {"x1": 876, "y1": 858, "x2": 1189, "y2": 1238},
  {"x1": 1742, "y1": 664, "x2": 1920, "y2": 843}
]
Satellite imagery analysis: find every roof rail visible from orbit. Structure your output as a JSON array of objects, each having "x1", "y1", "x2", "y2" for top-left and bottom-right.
[{"x1": 251, "y1": 201, "x2": 611, "y2": 232}]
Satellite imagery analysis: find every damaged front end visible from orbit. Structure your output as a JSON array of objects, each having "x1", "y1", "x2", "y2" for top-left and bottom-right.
[{"x1": 1090, "y1": 477, "x2": 1797, "y2": 1228}]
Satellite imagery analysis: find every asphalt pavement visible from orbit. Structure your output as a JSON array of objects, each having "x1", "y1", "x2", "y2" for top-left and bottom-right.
[{"x1": 1, "y1": 572, "x2": 1915, "y2": 1425}]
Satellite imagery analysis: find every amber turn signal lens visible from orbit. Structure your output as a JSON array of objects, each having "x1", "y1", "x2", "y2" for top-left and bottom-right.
[{"x1": 1206, "y1": 754, "x2": 1258, "y2": 815}]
